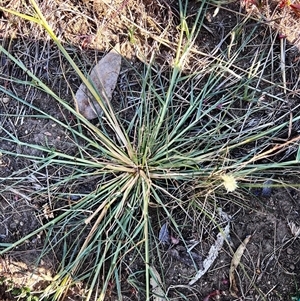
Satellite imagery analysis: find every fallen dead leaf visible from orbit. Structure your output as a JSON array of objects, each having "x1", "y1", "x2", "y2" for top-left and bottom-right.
[
  {"x1": 229, "y1": 235, "x2": 252, "y2": 298},
  {"x1": 189, "y1": 208, "x2": 231, "y2": 285},
  {"x1": 150, "y1": 266, "x2": 166, "y2": 301},
  {"x1": 158, "y1": 222, "x2": 170, "y2": 245},
  {"x1": 75, "y1": 44, "x2": 121, "y2": 119},
  {"x1": 288, "y1": 221, "x2": 300, "y2": 237}
]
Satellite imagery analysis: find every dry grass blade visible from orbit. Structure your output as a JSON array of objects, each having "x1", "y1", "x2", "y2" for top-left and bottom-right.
[{"x1": 229, "y1": 235, "x2": 252, "y2": 298}]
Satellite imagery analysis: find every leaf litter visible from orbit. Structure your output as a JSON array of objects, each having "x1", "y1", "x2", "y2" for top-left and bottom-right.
[
  {"x1": 158, "y1": 208, "x2": 232, "y2": 286},
  {"x1": 158, "y1": 222, "x2": 170, "y2": 245},
  {"x1": 189, "y1": 208, "x2": 231, "y2": 285},
  {"x1": 158, "y1": 222, "x2": 203, "y2": 269},
  {"x1": 75, "y1": 44, "x2": 122, "y2": 120},
  {"x1": 229, "y1": 234, "x2": 252, "y2": 298},
  {"x1": 150, "y1": 266, "x2": 166, "y2": 301}
]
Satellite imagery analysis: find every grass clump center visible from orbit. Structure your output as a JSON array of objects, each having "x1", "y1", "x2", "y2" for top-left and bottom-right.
[{"x1": 1, "y1": 0, "x2": 300, "y2": 300}]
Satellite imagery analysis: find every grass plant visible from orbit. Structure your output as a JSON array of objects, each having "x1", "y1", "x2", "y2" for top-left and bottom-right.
[{"x1": 0, "y1": 0, "x2": 300, "y2": 300}]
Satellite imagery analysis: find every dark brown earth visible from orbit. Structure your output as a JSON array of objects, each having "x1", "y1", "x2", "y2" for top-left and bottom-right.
[{"x1": 0, "y1": 0, "x2": 300, "y2": 300}]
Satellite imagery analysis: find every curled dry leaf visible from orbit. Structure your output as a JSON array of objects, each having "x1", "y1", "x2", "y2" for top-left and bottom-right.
[
  {"x1": 288, "y1": 221, "x2": 300, "y2": 237},
  {"x1": 229, "y1": 235, "x2": 252, "y2": 298},
  {"x1": 75, "y1": 44, "x2": 121, "y2": 120},
  {"x1": 189, "y1": 208, "x2": 231, "y2": 285},
  {"x1": 159, "y1": 222, "x2": 170, "y2": 245}
]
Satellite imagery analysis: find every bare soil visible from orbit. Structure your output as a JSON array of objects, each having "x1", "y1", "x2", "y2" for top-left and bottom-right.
[{"x1": 0, "y1": 0, "x2": 300, "y2": 300}]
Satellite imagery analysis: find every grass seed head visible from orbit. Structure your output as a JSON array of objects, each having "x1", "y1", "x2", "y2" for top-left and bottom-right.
[{"x1": 221, "y1": 174, "x2": 238, "y2": 192}]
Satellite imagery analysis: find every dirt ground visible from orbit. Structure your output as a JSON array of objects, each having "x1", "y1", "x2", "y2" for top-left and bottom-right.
[{"x1": 0, "y1": 0, "x2": 300, "y2": 300}]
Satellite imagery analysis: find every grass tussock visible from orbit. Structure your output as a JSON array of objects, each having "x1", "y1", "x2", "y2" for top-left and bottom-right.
[{"x1": 0, "y1": 0, "x2": 300, "y2": 300}]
